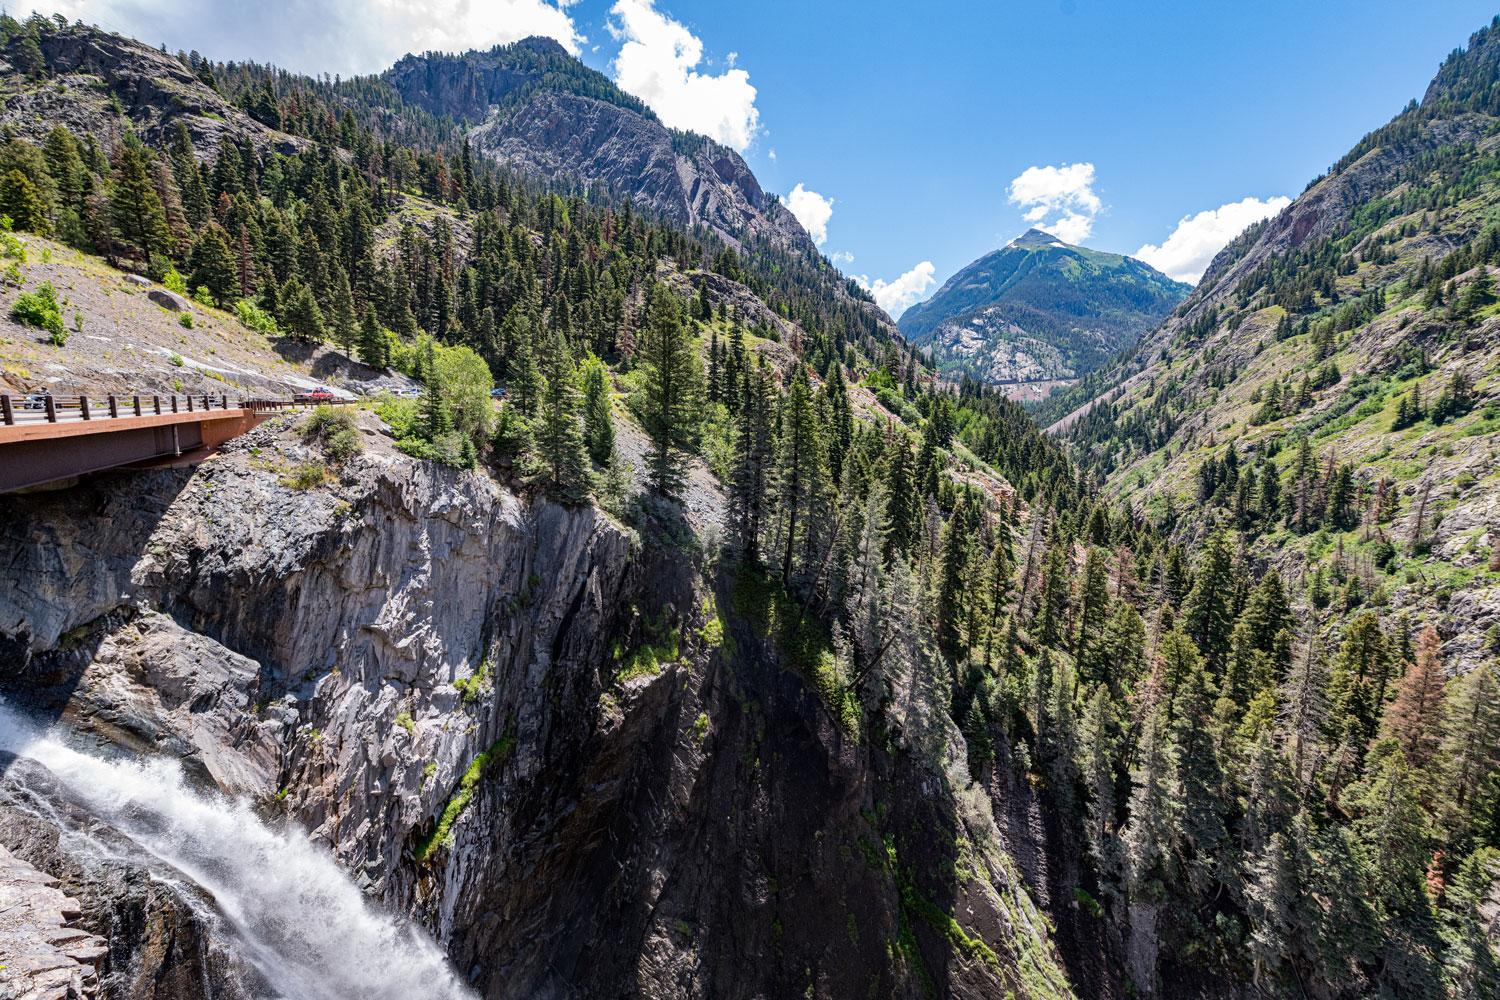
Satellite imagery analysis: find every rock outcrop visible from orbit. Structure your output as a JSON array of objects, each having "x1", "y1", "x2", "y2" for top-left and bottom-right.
[{"x1": 0, "y1": 23, "x2": 301, "y2": 157}]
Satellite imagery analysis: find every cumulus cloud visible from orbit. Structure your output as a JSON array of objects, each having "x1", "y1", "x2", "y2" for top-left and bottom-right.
[
  {"x1": 854, "y1": 261, "x2": 937, "y2": 320},
  {"x1": 781, "y1": 183, "x2": 833, "y2": 246},
  {"x1": 1135, "y1": 195, "x2": 1292, "y2": 283},
  {"x1": 35, "y1": 0, "x2": 582, "y2": 76},
  {"x1": 609, "y1": 0, "x2": 759, "y2": 151},
  {"x1": 1007, "y1": 162, "x2": 1101, "y2": 244},
  {"x1": 828, "y1": 250, "x2": 855, "y2": 266}
]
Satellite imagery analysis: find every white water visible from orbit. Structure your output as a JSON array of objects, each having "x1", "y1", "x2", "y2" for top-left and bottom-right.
[{"x1": 0, "y1": 699, "x2": 477, "y2": 1000}]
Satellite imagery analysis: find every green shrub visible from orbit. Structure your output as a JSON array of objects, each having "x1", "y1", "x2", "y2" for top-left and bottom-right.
[
  {"x1": 162, "y1": 268, "x2": 188, "y2": 294},
  {"x1": 178, "y1": 311, "x2": 193, "y2": 328},
  {"x1": 280, "y1": 461, "x2": 327, "y2": 490},
  {"x1": 169, "y1": 352, "x2": 185, "y2": 367},
  {"x1": 234, "y1": 298, "x2": 279, "y2": 335},
  {"x1": 302, "y1": 405, "x2": 362, "y2": 464},
  {"x1": 0, "y1": 229, "x2": 25, "y2": 261},
  {"x1": 10, "y1": 282, "x2": 65, "y2": 344},
  {"x1": 192, "y1": 285, "x2": 215, "y2": 307}
]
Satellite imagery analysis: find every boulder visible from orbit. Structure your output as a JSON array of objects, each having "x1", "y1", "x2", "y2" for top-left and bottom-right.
[{"x1": 147, "y1": 288, "x2": 191, "y2": 312}]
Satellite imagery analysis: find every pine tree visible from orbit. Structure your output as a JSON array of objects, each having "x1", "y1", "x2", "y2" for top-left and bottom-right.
[
  {"x1": 883, "y1": 436, "x2": 919, "y2": 557},
  {"x1": 1341, "y1": 741, "x2": 1432, "y2": 921},
  {"x1": 727, "y1": 360, "x2": 775, "y2": 562},
  {"x1": 1035, "y1": 539, "x2": 1071, "y2": 649},
  {"x1": 935, "y1": 517, "x2": 969, "y2": 658},
  {"x1": 1379, "y1": 624, "x2": 1447, "y2": 771},
  {"x1": 417, "y1": 340, "x2": 451, "y2": 439},
  {"x1": 580, "y1": 354, "x2": 614, "y2": 466},
  {"x1": 1328, "y1": 611, "x2": 1393, "y2": 774},
  {"x1": 530, "y1": 329, "x2": 590, "y2": 501},
  {"x1": 636, "y1": 285, "x2": 700, "y2": 496},
  {"x1": 188, "y1": 223, "x2": 238, "y2": 305},
  {"x1": 775, "y1": 365, "x2": 826, "y2": 585},
  {"x1": 1075, "y1": 546, "x2": 1111, "y2": 684},
  {"x1": 508, "y1": 328, "x2": 542, "y2": 418},
  {"x1": 1182, "y1": 527, "x2": 1236, "y2": 675},
  {"x1": 1438, "y1": 663, "x2": 1500, "y2": 846},
  {"x1": 1245, "y1": 831, "x2": 1299, "y2": 990},
  {"x1": 108, "y1": 142, "x2": 171, "y2": 262},
  {"x1": 1171, "y1": 662, "x2": 1230, "y2": 893},
  {"x1": 280, "y1": 278, "x2": 326, "y2": 342},
  {"x1": 357, "y1": 305, "x2": 388, "y2": 370},
  {"x1": 1079, "y1": 685, "x2": 1124, "y2": 906},
  {"x1": 0, "y1": 168, "x2": 49, "y2": 234}
]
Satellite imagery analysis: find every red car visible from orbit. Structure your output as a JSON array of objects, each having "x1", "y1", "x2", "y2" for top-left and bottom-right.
[{"x1": 296, "y1": 386, "x2": 337, "y2": 403}]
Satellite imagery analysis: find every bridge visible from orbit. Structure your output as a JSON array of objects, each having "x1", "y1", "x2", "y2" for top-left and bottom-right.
[{"x1": 0, "y1": 391, "x2": 353, "y2": 493}]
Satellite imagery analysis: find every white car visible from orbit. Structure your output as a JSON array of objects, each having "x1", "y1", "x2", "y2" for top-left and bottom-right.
[{"x1": 392, "y1": 387, "x2": 421, "y2": 399}]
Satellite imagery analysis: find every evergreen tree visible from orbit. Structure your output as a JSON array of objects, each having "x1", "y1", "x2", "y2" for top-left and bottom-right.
[
  {"x1": 728, "y1": 360, "x2": 775, "y2": 562},
  {"x1": 1079, "y1": 685, "x2": 1124, "y2": 906},
  {"x1": 1378, "y1": 623, "x2": 1447, "y2": 771},
  {"x1": 530, "y1": 329, "x2": 590, "y2": 501},
  {"x1": 187, "y1": 223, "x2": 238, "y2": 305},
  {"x1": 775, "y1": 365, "x2": 826, "y2": 585},
  {"x1": 580, "y1": 354, "x2": 614, "y2": 466},
  {"x1": 280, "y1": 278, "x2": 326, "y2": 342},
  {"x1": 1035, "y1": 539, "x2": 1072, "y2": 649},
  {"x1": 636, "y1": 285, "x2": 700, "y2": 496},
  {"x1": 108, "y1": 142, "x2": 171, "y2": 262},
  {"x1": 1182, "y1": 527, "x2": 1236, "y2": 675},
  {"x1": 357, "y1": 305, "x2": 388, "y2": 370}
]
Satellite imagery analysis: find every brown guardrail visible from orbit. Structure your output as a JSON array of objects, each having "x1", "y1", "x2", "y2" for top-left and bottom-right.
[{"x1": 0, "y1": 392, "x2": 357, "y2": 427}]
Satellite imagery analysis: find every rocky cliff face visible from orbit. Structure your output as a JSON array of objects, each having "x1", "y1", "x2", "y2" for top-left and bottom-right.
[
  {"x1": 0, "y1": 415, "x2": 1075, "y2": 999},
  {"x1": 385, "y1": 38, "x2": 812, "y2": 254},
  {"x1": 0, "y1": 23, "x2": 301, "y2": 158}
]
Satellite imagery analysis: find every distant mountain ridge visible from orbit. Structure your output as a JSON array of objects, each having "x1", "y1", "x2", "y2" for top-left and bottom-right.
[{"x1": 898, "y1": 229, "x2": 1187, "y2": 400}]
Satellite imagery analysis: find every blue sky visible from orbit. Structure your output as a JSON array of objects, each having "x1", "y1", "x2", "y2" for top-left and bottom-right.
[{"x1": 39, "y1": 0, "x2": 1500, "y2": 314}]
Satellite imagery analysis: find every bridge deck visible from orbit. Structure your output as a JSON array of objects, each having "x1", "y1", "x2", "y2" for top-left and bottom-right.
[{"x1": 0, "y1": 392, "x2": 353, "y2": 493}]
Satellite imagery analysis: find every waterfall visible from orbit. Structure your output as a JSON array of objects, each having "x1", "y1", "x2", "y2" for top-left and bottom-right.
[{"x1": 0, "y1": 699, "x2": 477, "y2": 1000}]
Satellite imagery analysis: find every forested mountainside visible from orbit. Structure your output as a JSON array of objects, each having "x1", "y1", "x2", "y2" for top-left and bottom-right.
[
  {"x1": 0, "y1": 9, "x2": 1496, "y2": 1000},
  {"x1": 899, "y1": 229, "x2": 1187, "y2": 402}
]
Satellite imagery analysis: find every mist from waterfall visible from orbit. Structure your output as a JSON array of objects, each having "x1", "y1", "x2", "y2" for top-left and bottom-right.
[{"x1": 0, "y1": 698, "x2": 477, "y2": 1000}]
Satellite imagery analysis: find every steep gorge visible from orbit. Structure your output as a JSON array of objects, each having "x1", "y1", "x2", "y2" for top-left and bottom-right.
[{"x1": 0, "y1": 415, "x2": 1074, "y2": 999}]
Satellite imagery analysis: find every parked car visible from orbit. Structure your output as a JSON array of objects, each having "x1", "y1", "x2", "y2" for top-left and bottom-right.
[
  {"x1": 392, "y1": 387, "x2": 421, "y2": 399},
  {"x1": 489, "y1": 387, "x2": 508, "y2": 399},
  {"x1": 296, "y1": 386, "x2": 337, "y2": 403},
  {"x1": 21, "y1": 390, "x2": 52, "y2": 410}
]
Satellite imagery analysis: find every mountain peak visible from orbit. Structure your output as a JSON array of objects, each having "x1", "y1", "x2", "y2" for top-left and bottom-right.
[{"x1": 1010, "y1": 227, "x2": 1069, "y2": 249}]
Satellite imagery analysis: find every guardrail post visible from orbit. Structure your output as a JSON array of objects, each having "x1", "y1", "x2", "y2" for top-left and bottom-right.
[
  {"x1": 153, "y1": 395, "x2": 161, "y2": 415},
  {"x1": 44, "y1": 395, "x2": 56, "y2": 422},
  {"x1": 186, "y1": 394, "x2": 194, "y2": 413},
  {"x1": 221, "y1": 393, "x2": 228, "y2": 409},
  {"x1": 133, "y1": 395, "x2": 141, "y2": 416},
  {"x1": 80, "y1": 395, "x2": 90, "y2": 420},
  {"x1": 0, "y1": 394, "x2": 11, "y2": 426},
  {"x1": 108, "y1": 395, "x2": 118, "y2": 419},
  {"x1": 171, "y1": 396, "x2": 178, "y2": 413}
]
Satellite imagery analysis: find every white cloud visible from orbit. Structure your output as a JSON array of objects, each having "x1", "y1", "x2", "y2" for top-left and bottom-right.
[
  {"x1": 767, "y1": 148, "x2": 777, "y2": 161},
  {"x1": 782, "y1": 183, "x2": 833, "y2": 246},
  {"x1": 829, "y1": 250, "x2": 855, "y2": 266},
  {"x1": 1135, "y1": 195, "x2": 1292, "y2": 283},
  {"x1": 609, "y1": 0, "x2": 759, "y2": 151},
  {"x1": 36, "y1": 0, "x2": 582, "y2": 76},
  {"x1": 1007, "y1": 162, "x2": 1101, "y2": 244},
  {"x1": 854, "y1": 261, "x2": 937, "y2": 320}
]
